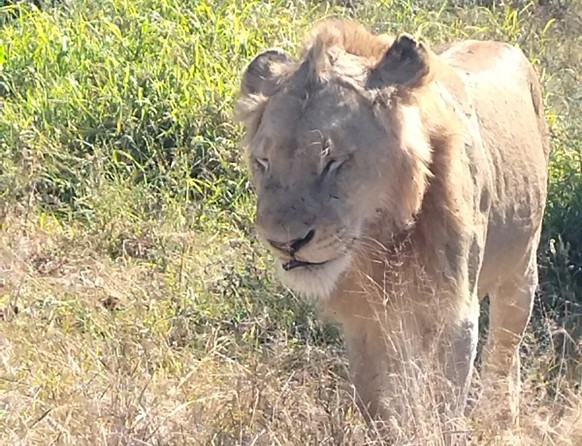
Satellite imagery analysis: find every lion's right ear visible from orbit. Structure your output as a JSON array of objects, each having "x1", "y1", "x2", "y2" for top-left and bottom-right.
[
  {"x1": 240, "y1": 48, "x2": 294, "y2": 97},
  {"x1": 368, "y1": 34, "x2": 434, "y2": 89}
]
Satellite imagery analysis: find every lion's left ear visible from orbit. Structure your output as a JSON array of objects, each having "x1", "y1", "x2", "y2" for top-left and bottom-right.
[
  {"x1": 240, "y1": 48, "x2": 294, "y2": 97},
  {"x1": 369, "y1": 34, "x2": 434, "y2": 89}
]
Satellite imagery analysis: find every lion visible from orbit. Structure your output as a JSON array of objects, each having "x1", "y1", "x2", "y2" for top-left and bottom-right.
[{"x1": 235, "y1": 19, "x2": 550, "y2": 438}]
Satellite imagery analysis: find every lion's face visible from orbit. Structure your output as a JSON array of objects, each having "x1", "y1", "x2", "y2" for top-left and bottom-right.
[
  {"x1": 237, "y1": 25, "x2": 434, "y2": 299},
  {"x1": 250, "y1": 86, "x2": 406, "y2": 298}
]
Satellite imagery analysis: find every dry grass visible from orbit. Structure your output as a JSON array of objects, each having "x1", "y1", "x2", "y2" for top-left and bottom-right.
[{"x1": 2, "y1": 213, "x2": 582, "y2": 445}]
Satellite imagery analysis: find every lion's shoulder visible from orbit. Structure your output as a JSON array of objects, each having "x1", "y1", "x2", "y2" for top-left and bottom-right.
[{"x1": 439, "y1": 40, "x2": 528, "y2": 76}]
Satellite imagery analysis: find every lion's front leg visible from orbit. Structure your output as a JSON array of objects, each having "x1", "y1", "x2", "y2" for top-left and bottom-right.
[
  {"x1": 343, "y1": 323, "x2": 390, "y2": 422},
  {"x1": 343, "y1": 317, "x2": 434, "y2": 440},
  {"x1": 342, "y1": 298, "x2": 479, "y2": 441},
  {"x1": 422, "y1": 294, "x2": 480, "y2": 445},
  {"x1": 434, "y1": 295, "x2": 480, "y2": 417}
]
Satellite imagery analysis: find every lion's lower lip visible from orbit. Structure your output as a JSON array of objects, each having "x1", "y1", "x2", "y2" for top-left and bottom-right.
[{"x1": 282, "y1": 259, "x2": 328, "y2": 271}]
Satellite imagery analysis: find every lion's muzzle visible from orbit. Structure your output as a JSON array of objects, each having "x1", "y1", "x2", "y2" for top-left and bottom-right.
[{"x1": 267, "y1": 228, "x2": 315, "y2": 257}]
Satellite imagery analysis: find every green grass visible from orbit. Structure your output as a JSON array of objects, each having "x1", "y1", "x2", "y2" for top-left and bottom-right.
[{"x1": 0, "y1": 0, "x2": 581, "y2": 444}]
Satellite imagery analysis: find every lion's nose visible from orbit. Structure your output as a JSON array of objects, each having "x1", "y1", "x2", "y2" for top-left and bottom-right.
[{"x1": 268, "y1": 229, "x2": 315, "y2": 255}]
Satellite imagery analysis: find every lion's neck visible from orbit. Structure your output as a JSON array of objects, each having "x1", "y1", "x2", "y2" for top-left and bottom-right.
[{"x1": 328, "y1": 108, "x2": 471, "y2": 317}]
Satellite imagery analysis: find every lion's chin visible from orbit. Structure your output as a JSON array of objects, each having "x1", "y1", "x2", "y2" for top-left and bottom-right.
[{"x1": 276, "y1": 255, "x2": 351, "y2": 300}]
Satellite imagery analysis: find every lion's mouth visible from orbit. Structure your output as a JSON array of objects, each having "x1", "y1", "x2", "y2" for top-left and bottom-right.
[{"x1": 282, "y1": 258, "x2": 328, "y2": 271}]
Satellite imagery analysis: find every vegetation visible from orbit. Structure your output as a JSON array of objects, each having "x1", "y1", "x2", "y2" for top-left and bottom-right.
[{"x1": 0, "y1": 0, "x2": 580, "y2": 444}]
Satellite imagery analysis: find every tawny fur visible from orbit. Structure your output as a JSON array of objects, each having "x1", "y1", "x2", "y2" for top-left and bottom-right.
[{"x1": 236, "y1": 19, "x2": 550, "y2": 438}]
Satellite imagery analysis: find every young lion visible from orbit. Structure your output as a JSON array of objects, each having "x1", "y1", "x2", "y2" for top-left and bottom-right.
[{"x1": 235, "y1": 19, "x2": 549, "y2": 438}]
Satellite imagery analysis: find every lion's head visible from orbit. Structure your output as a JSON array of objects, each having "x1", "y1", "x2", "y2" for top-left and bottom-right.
[{"x1": 236, "y1": 20, "x2": 441, "y2": 299}]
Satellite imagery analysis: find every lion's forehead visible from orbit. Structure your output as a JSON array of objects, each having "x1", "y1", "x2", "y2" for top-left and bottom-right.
[{"x1": 260, "y1": 83, "x2": 366, "y2": 138}]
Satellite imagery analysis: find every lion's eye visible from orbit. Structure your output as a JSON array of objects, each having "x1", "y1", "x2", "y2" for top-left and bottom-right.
[
  {"x1": 253, "y1": 157, "x2": 269, "y2": 172},
  {"x1": 321, "y1": 158, "x2": 343, "y2": 177}
]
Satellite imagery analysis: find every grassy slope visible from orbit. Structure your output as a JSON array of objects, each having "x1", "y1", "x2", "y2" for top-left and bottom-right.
[{"x1": 0, "y1": 0, "x2": 581, "y2": 444}]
